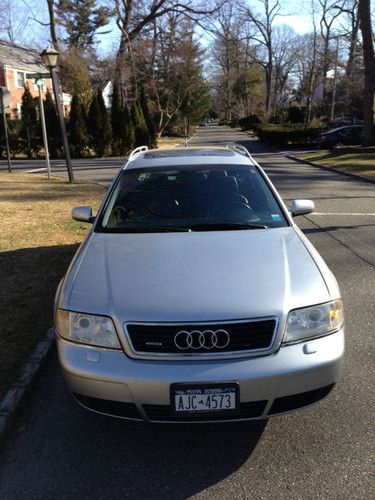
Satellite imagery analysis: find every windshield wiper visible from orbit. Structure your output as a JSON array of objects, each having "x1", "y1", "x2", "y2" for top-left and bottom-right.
[
  {"x1": 186, "y1": 222, "x2": 268, "y2": 231},
  {"x1": 101, "y1": 222, "x2": 268, "y2": 233},
  {"x1": 115, "y1": 226, "x2": 191, "y2": 233}
]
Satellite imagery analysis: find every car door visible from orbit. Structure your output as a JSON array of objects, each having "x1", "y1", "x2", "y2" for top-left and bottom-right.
[{"x1": 342, "y1": 126, "x2": 363, "y2": 145}]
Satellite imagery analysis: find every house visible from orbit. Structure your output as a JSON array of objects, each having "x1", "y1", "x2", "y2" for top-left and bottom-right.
[
  {"x1": 91, "y1": 79, "x2": 113, "y2": 110},
  {"x1": 0, "y1": 40, "x2": 71, "y2": 118}
]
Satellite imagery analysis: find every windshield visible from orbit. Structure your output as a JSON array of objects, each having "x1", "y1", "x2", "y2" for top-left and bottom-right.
[{"x1": 97, "y1": 164, "x2": 288, "y2": 232}]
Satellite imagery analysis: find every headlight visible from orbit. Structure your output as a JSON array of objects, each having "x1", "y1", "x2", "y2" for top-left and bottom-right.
[
  {"x1": 56, "y1": 309, "x2": 121, "y2": 349},
  {"x1": 283, "y1": 300, "x2": 343, "y2": 344}
]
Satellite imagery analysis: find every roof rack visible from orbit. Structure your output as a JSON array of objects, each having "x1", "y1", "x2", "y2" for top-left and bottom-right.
[
  {"x1": 128, "y1": 145, "x2": 149, "y2": 161},
  {"x1": 226, "y1": 143, "x2": 253, "y2": 160}
]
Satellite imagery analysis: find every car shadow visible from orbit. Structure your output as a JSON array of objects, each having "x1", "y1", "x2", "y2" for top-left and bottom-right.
[
  {"x1": 0, "y1": 244, "x2": 81, "y2": 400},
  {"x1": 0, "y1": 350, "x2": 268, "y2": 498},
  {"x1": 302, "y1": 223, "x2": 375, "y2": 234}
]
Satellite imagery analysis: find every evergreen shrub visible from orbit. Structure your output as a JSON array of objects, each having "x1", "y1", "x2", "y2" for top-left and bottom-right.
[
  {"x1": 257, "y1": 123, "x2": 321, "y2": 147},
  {"x1": 238, "y1": 114, "x2": 262, "y2": 131}
]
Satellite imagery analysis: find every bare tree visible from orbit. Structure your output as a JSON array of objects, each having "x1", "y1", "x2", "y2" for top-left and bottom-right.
[
  {"x1": 358, "y1": 0, "x2": 375, "y2": 144},
  {"x1": 209, "y1": 3, "x2": 247, "y2": 120},
  {"x1": 113, "y1": 0, "x2": 224, "y2": 102},
  {"x1": 337, "y1": 0, "x2": 363, "y2": 119},
  {"x1": 341, "y1": 0, "x2": 360, "y2": 79},
  {"x1": 150, "y1": 13, "x2": 192, "y2": 135},
  {"x1": 0, "y1": 0, "x2": 29, "y2": 43},
  {"x1": 46, "y1": 0, "x2": 60, "y2": 50},
  {"x1": 318, "y1": 0, "x2": 348, "y2": 108},
  {"x1": 294, "y1": 34, "x2": 321, "y2": 122},
  {"x1": 243, "y1": 0, "x2": 281, "y2": 116},
  {"x1": 272, "y1": 26, "x2": 299, "y2": 110}
]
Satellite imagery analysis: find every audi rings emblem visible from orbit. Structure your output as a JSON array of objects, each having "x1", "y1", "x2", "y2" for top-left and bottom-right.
[{"x1": 174, "y1": 329, "x2": 230, "y2": 350}]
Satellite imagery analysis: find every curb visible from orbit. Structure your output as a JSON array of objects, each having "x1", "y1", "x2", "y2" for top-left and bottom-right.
[
  {"x1": 286, "y1": 155, "x2": 375, "y2": 185},
  {"x1": 177, "y1": 132, "x2": 197, "y2": 147},
  {"x1": 0, "y1": 328, "x2": 55, "y2": 441}
]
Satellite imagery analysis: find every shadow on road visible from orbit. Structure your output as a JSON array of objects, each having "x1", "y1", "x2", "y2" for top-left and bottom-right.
[
  {"x1": 0, "y1": 351, "x2": 267, "y2": 498},
  {"x1": 303, "y1": 223, "x2": 375, "y2": 234}
]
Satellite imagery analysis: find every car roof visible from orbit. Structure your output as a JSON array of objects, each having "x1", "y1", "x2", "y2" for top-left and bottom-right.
[
  {"x1": 123, "y1": 146, "x2": 256, "y2": 170},
  {"x1": 327, "y1": 125, "x2": 363, "y2": 133}
]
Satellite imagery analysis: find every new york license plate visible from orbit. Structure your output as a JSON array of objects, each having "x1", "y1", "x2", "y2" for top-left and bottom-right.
[{"x1": 171, "y1": 383, "x2": 239, "y2": 416}]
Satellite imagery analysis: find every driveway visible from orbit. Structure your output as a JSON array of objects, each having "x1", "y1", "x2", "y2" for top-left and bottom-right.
[{"x1": 0, "y1": 126, "x2": 373, "y2": 499}]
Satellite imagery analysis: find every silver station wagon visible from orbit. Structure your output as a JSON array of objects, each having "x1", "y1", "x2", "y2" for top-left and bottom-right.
[{"x1": 54, "y1": 145, "x2": 344, "y2": 422}]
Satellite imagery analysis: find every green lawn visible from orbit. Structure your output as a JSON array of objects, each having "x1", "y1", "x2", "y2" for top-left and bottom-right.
[{"x1": 296, "y1": 151, "x2": 375, "y2": 180}]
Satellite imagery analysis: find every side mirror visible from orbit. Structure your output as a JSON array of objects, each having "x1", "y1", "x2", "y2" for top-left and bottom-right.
[
  {"x1": 72, "y1": 206, "x2": 95, "y2": 223},
  {"x1": 291, "y1": 199, "x2": 315, "y2": 217}
]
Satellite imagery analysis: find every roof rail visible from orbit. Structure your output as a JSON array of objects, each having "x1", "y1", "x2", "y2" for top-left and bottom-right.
[
  {"x1": 128, "y1": 145, "x2": 149, "y2": 161},
  {"x1": 226, "y1": 143, "x2": 253, "y2": 160}
]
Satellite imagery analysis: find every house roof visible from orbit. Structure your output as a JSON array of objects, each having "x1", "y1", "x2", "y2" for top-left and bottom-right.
[
  {"x1": 91, "y1": 79, "x2": 112, "y2": 93},
  {"x1": 0, "y1": 40, "x2": 47, "y2": 73}
]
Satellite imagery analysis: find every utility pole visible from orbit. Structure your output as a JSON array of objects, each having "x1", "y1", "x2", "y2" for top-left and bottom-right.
[
  {"x1": 26, "y1": 73, "x2": 53, "y2": 179},
  {"x1": 40, "y1": 48, "x2": 74, "y2": 183},
  {"x1": 37, "y1": 80, "x2": 51, "y2": 179},
  {"x1": 0, "y1": 87, "x2": 12, "y2": 173}
]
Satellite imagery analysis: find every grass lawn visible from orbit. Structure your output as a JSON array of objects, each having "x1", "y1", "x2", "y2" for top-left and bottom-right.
[
  {"x1": 296, "y1": 150, "x2": 375, "y2": 180},
  {"x1": 157, "y1": 137, "x2": 183, "y2": 149},
  {"x1": 0, "y1": 174, "x2": 104, "y2": 400}
]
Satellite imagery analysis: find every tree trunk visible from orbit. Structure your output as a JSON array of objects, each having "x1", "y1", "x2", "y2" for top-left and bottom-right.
[
  {"x1": 46, "y1": 0, "x2": 60, "y2": 50},
  {"x1": 115, "y1": 35, "x2": 130, "y2": 104},
  {"x1": 358, "y1": 0, "x2": 375, "y2": 145},
  {"x1": 265, "y1": 40, "x2": 273, "y2": 116},
  {"x1": 265, "y1": 63, "x2": 273, "y2": 116}
]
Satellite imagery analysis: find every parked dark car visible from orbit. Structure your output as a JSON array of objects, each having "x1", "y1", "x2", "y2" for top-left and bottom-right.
[{"x1": 317, "y1": 125, "x2": 363, "y2": 148}]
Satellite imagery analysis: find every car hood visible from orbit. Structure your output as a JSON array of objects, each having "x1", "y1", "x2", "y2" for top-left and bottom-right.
[{"x1": 64, "y1": 228, "x2": 331, "y2": 322}]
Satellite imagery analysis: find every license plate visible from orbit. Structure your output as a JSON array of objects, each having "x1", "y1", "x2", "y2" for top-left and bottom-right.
[{"x1": 171, "y1": 383, "x2": 239, "y2": 416}]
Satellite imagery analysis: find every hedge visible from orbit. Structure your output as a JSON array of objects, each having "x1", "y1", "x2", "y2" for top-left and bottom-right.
[
  {"x1": 0, "y1": 120, "x2": 25, "y2": 157},
  {"x1": 238, "y1": 114, "x2": 261, "y2": 131},
  {"x1": 256, "y1": 123, "x2": 321, "y2": 147}
]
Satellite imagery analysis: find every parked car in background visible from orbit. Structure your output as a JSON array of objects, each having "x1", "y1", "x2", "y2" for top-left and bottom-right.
[
  {"x1": 317, "y1": 125, "x2": 363, "y2": 148},
  {"x1": 54, "y1": 145, "x2": 344, "y2": 423},
  {"x1": 199, "y1": 121, "x2": 207, "y2": 127},
  {"x1": 328, "y1": 116, "x2": 363, "y2": 128}
]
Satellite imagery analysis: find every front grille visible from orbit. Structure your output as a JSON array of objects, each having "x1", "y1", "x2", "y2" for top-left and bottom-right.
[
  {"x1": 125, "y1": 319, "x2": 277, "y2": 355},
  {"x1": 143, "y1": 400, "x2": 267, "y2": 421}
]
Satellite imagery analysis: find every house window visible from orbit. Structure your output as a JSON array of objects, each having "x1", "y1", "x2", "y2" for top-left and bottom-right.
[{"x1": 17, "y1": 72, "x2": 25, "y2": 88}]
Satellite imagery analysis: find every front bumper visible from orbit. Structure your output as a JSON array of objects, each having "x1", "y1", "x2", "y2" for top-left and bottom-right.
[{"x1": 56, "y1": 329, "x2": 344, "y2": 422}]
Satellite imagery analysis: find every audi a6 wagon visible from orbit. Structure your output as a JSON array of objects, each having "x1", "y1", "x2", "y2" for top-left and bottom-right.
[{"x1": 54, "y1": 144, "x2": 344, "y2": 422}]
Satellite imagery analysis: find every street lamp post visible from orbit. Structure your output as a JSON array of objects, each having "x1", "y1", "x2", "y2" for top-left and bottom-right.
[
  {"x1": 36, "y1": 80, "x2": 51, "y2": 179},
  {"x1": 0, "y1": 86, "x2": 12, "y2": 173},
  {"x1": 40, "y1": 47, "x2": 74, "y2": 183}
]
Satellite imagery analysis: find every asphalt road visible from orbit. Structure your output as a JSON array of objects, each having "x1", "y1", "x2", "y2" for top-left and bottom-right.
[
  {"x1": 0, "y1": 126, "x2": 374, "y2": 499},
  {"x1": 0, "y1": 157, "x2": 126, "y2": 185}
]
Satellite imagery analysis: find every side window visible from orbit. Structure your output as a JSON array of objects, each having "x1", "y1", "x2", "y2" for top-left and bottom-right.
[{"x1": 17, "y1": 72, "x2": 25, "y2": 88}]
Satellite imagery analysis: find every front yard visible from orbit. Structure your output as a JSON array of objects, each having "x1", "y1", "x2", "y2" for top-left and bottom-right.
[
  {"x1": 296, "y1": 150, "x2": 375, "y2": 180},
  {"x1": 0, "y1": 174, "x2": 104, "y2": 400}
]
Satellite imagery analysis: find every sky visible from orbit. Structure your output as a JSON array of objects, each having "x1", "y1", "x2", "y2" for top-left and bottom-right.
[{"x1": 3, "y1": 0, "x2": 318, "y2": 54}]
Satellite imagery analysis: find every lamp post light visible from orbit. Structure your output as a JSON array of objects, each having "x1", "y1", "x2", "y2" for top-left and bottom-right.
[{"x1": 40, "y1": 47, "x2": 74, "y2": 183}]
